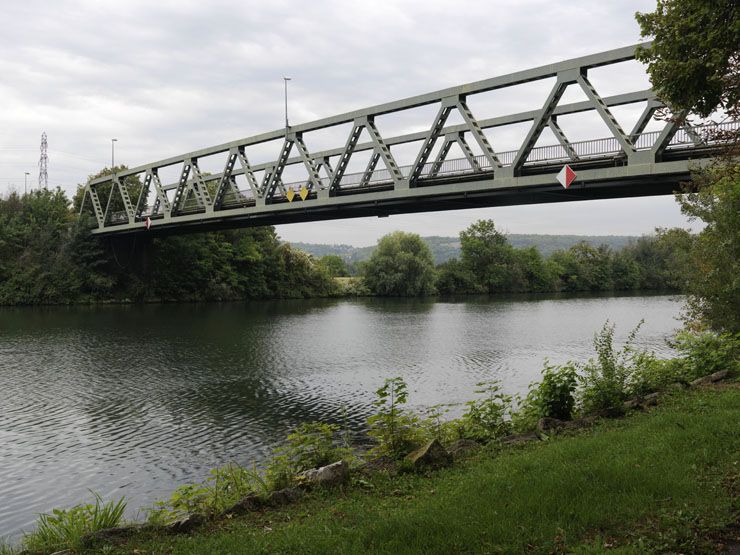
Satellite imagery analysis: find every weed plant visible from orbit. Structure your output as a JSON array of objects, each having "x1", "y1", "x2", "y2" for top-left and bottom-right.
[
  {"x1": 22, "y1": 492, "x2": 125, "y2": 553},
  {"x1": 266, "y1": 422, "x2": 353, "y2": 490},
  {"x1": 149, "y1": 464, "x2": 267, "y2": 524}
]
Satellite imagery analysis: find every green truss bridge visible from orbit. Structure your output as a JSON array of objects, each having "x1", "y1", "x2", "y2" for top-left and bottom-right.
[{"x1": 81, "y1": 43, "x2": 737, "y2": 236}]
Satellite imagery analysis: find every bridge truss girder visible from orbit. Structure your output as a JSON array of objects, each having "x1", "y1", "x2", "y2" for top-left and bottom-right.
[{"x1": 80, "y1": 42, "x2": 733, "y2": 236}]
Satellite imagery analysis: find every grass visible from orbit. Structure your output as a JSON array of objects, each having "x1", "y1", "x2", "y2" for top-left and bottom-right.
[{"x1": 107, "y1": 385, "x2": 738, "y2": 555}]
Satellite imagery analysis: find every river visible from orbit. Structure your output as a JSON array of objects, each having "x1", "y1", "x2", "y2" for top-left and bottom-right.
[{"x1": 0, "y1": 293, "x2": 683, "y2": 539}]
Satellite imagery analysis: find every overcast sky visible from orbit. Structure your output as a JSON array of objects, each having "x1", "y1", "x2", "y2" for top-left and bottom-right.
[{"x1": 0, "y1": 0, "x2": 696, "y2": 245}]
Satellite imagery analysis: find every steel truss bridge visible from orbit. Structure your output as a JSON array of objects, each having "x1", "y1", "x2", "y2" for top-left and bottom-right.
[{"x1": 81, "y1": 43, "x2": 736, "y2": 236}]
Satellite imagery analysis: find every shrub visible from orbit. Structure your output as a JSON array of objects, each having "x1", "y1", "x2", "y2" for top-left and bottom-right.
[
  {"x1": 367, "y1": 377, "x2": 423, "y2": 458},
  {"x1": 23, "y1": 492, "x2": 126, "y2": 553},
  {"x1": 266, "y1": 422, "x2": 353, "y2": 490},
  {"x1": 456, "y1": 380, "x2": 513, "y2": 441},
  {"x1": 421, "y1": 403, "x2": 458, "y2": 445},
  {"x1": 514, "y1": 361, "x2": 579, "y2": 431},
  {"x1": 629, "y1": 356, "x2": 686, "y2": 397},
  {"x1": 673, "y1": 330, "x2": 740, "y2": 378},
  {"x1": 149, "y1": 463, "x2": 266, "y2": 524},
  {"x1": 579, "y1": 320, "x2": 654, "y2": 415}
]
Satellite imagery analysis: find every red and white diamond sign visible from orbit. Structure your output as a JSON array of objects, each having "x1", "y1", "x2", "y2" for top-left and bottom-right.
[
  {"x1": 556, "y1": 164, "x2": 576, "y2": 189},
  {"x1": 145, "y1": 216, "x2": 152, "y2": 230}
]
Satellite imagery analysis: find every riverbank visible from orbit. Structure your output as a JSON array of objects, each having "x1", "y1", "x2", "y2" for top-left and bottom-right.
[{"x1": 97, "y1": 384, "x2": 739, "y2": 554}]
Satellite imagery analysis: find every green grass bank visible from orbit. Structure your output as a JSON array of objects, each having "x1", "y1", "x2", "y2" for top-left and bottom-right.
[{"x1": 105, "y1": 385, "x2": 738, "y2": 555}]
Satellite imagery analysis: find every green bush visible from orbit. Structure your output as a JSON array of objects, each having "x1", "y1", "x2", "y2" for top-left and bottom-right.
[
  {"x1": 579, "y1": 321, "x2": 655, "y2": 415},
  {"x1": 23, "y1": 492, "x2": 126, "y2": 553},
  {"x1": 421, "y1": 403, "x2": 459, "y2": 445},
  {"x1": 628, "y1": 356, "x2": 686, "y2": 397},
  {"x1": 149, "y1": 463, "x2": 267, "y2": 524},
  {"x1": 456, "y1": 380, "x2": 513, "y2": 441},
  {"x1": 367, "y1": 377, "x2": 424, "y2": 458},
  {"x1": 514, "y1": 362, "x2": 579, "y2": 431},
  {"x1": 266, "y1": 422, "x2": 353, "y2": 490},
  {"x1": 673, "y1": 330, "x2": 740, "y2": 378}
]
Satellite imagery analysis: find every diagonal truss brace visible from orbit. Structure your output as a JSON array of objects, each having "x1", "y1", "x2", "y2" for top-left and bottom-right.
[
  {"x1": 102, "y1": 175, "x2": 135, "y2": 225},
  {"x1": 511, "y1": 73, "x2": 573, "y2": 174},
  {"x1": 361, "y1": 116, "x2": 407, "y2": 189},
  {"x1": 134, "y1": 172, "x2": 152, "y2": 219},
  {"x1": 329, "y1": 122, "x2": 364, "y2": 194},
  {"x1": 548, "y1": 116, "x2": 579, "y2": 161},
  {"x1": 409, "y1": 101, "x2": 455, "y2": 185},
  {"x1": 82, "y1": 186, "x2": 105, "y2": 228},
  {"x1": 456, "y1": 97, "x2": 502, "y2": 171},
  {"x1": 262, "y1": 139, "x2": 293, "y2": 201},
  {"x1": 292, "y1": 133, "x2": 323, "y2": 192},
  {"x1": 149, "y1": 169, "x2": 171, "y2": 218},
  {"x1": 651, "y1": 109, "x2": 689, "y2": 158},
  {"x1": 213, "y1": 151, "x2": 240, "y2": 210},
  {"x1": 576, "y1": 72, "x2": 635, "y2": 156},
  {"x1": 359, "y1": 152, "x2": 381, "y2": 187},
  {"x1": 429, "y1": 132, "x2": 482, "y2": 178}
]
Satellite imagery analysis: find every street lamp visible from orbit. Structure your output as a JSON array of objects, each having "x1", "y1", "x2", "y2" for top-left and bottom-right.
[
  {"x1": 283, "y1": 77, "x2": 291, "y2": 132},
  {"x1": 111, "y1": 138, "x2": 118, "y2": 169},
  {"x1": 24, "y1": 172, "x2": 29, "y2": 195}
]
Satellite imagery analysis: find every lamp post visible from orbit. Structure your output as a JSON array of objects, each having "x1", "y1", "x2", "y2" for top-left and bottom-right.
[
  {"x1": 283, "y1": 77, "x2": 291, "y2": 132},
  {"x1": 24, "y1": 172, "x2": 29, "y2": 195},
  {"x1": 111, "y1": 138, "x2": 118, "y2": 169}
]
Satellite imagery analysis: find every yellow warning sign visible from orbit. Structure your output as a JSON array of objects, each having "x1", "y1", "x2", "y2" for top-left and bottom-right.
[
  {"x1": 286, "y1": 189, "x2": 295, "y2": 202},
  {"x1": 299, "y1": 186, "x2": 309, "y2": 201}
]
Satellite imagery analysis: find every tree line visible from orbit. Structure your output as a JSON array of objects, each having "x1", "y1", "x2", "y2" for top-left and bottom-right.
[
  {"x1": 0, "y1": 187, "x2": 337, "y2": 305},
  {"x1": 357, "y1": 221, "x2": 694, "y2": 297}
]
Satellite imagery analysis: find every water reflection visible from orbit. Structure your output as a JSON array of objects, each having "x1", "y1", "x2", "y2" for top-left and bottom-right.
[{"x1": 0, "y1": 293, "x2": 682, "y2": 539}]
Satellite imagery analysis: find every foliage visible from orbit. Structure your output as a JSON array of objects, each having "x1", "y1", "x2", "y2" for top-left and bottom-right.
[
  {"x1": 635, "y1": 0, "x2": 739, "y2": 118},
  {"x1": 420, "y1": 404, "x2": 457, "y2": 444},
  {"x1": 434, "y1": 259, "x2": 477, "y2": 295},
  {"x1": 367, "y1": 377, "x2": 422, "y2": 458},
  {"x1": 266, "y1": 422, "x2": 353, "y2": 490},
  {"x1": 362, "y1": 232, "x2": 437, "y2": 297},
  {"x1": 515, "y1": 361, "x2": 579, "y2": 432},
  {"x1": 459, "y1": 220, "x2": 518, "y2": 293},
  {"x1": 317, "y1": 254, "x2": 349, "y2": 277},
  {"x1": 578, "y1": 320, "x2": 654, "y2": 415},
  {"x1": 149, "y1": 463, "x2": 267, "y2": 524},
  {"x1": 673, "y1": 329, "x2": 740, "y2": 377},
  {"x1": 677, "y1": 163, "x2": 740, "y2": 332},
  {"x1": 456, "y1": 380, "x2": 513, "y2": 441},
  {"x1": 22, "y1": 492, "x2": 125, "y2": 553},
  {"x1": 436, "y1": 219, "x2": 689, "y2": 296},
  {"x1": 636, "y1": 1, "x2": 739, "y2": 333},
  {"x1": 0, "y1": 176, "x2": 337, "y2": 305}
]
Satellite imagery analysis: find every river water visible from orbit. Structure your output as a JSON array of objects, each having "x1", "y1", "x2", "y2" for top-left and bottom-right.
[{"x1": 0, "y1": 293, "x2": 683, "y2": 539}]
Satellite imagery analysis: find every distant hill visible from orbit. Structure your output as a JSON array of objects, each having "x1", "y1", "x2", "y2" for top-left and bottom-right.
[{"x1": 289, "y1": 234, "x2": 640, "y2": 266}]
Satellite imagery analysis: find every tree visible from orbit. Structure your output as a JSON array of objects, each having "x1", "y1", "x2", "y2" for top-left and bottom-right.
[
  {"x1": 636, "y1": 1, "x2": 739, "y2": 331},
  {"x1": 459, "y1": 220, "x2": 517, "y2": 293},
  {"x1": 635, "y1": 0, "x2": 739, "y2": 118},
  {"x1": 362, "y1": 231, "x2": 436, "y2": 296},
  {"x1": 435, "y1": 259, "x2": 477, "y2": 295},
  {"x1": 678, "y1": 165, "x2": 739, "y2": 331},
  {"x1": 317, "y1": 254, "x2": 349, "y2": 277}
]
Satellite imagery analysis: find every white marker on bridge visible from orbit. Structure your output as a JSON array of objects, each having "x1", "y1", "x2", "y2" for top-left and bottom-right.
[
  {"x1": 145, "y1": 216, "x2": 152, "y2": 230},
  {"x1": 556, "y1": 164, "x2": 577, "y2": 189}
]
